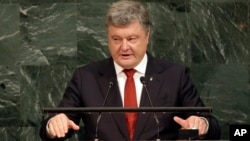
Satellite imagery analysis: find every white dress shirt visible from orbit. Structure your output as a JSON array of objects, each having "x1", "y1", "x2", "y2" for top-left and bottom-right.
[{"x1": 114, "y1": 54, "x2": 148, "y2": 107}]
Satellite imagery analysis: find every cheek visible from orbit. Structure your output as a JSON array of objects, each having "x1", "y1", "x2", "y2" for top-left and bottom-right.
[
  {"x1": 137, "y1": 41, "x2": 148, "y2": 53},
  {"x1": 108, "y1": 44, "x2": 119, "y2": 55}
]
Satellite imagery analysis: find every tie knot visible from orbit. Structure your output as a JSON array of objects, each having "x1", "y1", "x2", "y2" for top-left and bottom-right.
[{"x1": 123, "y1": 69, "x2": 136, "y2": 77}]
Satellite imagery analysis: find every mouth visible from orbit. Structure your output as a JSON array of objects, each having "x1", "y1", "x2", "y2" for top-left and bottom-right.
[
  {"x1": 121, "y1": 54, "x2": 132, "y2": 58},
  {"x1": 122, "y1": 54, "x2": 131, "y2": 56}
]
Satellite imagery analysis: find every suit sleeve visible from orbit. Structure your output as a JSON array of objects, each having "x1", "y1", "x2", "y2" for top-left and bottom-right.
[
  {"x1": 39, "y1": 68, "x2": 82, "y2": 140},
  {"x1": 179, "y1": 67, "x2": 221, "y2": 140}
]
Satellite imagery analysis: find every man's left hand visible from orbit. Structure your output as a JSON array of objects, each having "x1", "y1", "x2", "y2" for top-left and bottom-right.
[{"x1": 173, "y1": 115, "x2": 208, "y2": 135}]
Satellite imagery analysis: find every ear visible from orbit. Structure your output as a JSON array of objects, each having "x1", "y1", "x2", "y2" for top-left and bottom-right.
[{"x1": 146, "y1": 29, "x2": 151, "y2": 43}]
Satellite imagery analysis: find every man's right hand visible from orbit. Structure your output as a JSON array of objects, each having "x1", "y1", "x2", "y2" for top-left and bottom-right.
[{"x1": 47, "y1": 113, "x2": 80, "y2": 138}]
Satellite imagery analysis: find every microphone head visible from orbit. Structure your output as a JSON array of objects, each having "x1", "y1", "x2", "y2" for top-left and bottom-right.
[
  {"x1": 140, "y1": 76, "x2": 146, "y2": 84},
  {"x1": 109, "y1": 78, "x2": 114, "y2": 87},
  {"x1": 109, "y1": 81, "x2": 114, "y2": 86}
]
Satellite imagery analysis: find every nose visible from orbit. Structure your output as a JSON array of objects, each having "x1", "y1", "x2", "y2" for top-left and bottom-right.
[{"x1": 121, "y1": 39, "x2": 129, "y2": 50}]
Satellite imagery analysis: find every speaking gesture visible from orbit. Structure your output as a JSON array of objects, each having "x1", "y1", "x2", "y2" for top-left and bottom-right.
[
  {"x1": 173, "y1": 115, "x2": 208, "y2": 135},
  {"x1": 47, "y1": 113, "x2": 80, "y2": 138}
]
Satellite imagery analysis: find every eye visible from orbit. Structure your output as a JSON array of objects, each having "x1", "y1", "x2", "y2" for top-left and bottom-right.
[
  {"x1": 111, "y1": 36, "x2": 122, "y2": 44},
  {"x1": 128, "y1": 37, "x2": 137, "y2": 43},
  {"x1": 112, "y1": 37, "x2": 120, "y2": 41},
  {"x1": 128, "y1": 38, "x2": 134, "y2": 41}
]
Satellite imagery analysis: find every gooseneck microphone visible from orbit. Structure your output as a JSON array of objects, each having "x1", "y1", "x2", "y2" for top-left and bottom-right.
[
  {"x1": 140, "y1": 77, "x2": 160, "y2": 141},
  {"x1": 95, "y1": 79, "x2": 114, "y2": 141}
]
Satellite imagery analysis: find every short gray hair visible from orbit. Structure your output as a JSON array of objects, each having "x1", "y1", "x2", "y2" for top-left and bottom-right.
[{"x1": 105, "y1": 0, "x2": 151, "y2": 31}]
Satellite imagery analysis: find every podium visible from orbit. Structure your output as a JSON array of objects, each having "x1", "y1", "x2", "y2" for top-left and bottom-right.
[
  {"x1": 42, "y1": 107, "x2": 212, "y2": 113},
  {"x1": 41, "y1": 107, "x2": 212, "y2": 140}
]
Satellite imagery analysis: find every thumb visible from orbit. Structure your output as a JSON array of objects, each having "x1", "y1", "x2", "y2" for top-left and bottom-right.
[
  {"x1": 68, "y1": 120, "x2": 80, "y2": 130},
  {"x1": 173, "y1": 116, "x2": 189, "y2": 129}
]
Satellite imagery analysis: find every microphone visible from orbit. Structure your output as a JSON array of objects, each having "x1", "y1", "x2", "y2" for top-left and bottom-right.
[
  {"x1": 140, "y1": 77, "x2": 160, "y2": 141},
  {"x1": 95, "y1": 79, "x2": 114, "y2": 141}
]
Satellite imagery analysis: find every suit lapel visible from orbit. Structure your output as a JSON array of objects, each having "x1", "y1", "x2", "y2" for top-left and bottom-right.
[
  {"x1": 134, "y1": 55, "x2": 164, "y2": 139},
  {"x1": 141, "y1": 54, "x2": 165, "y2": 106},
  {"x1": 140, "y1": 74, "x2": 163, "y2": 107},
  {"x1": 97, "y1": 58, "x2": 128, "y2": 138}
]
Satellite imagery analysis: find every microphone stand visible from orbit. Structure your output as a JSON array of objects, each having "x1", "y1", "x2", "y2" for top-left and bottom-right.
[
  {"x1": 95, "y1": 80, "x2": 113, "y2": 141},
  {"x1": 140, "y1": 77, "x2": 160, "y2": 141}
]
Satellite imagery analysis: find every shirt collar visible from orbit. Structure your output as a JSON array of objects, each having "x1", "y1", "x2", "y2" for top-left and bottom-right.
[{"x1": 114, "y1": 54, "x2": 148, "y2": 75}]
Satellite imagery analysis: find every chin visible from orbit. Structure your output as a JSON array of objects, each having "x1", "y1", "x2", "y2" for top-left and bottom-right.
[
  {"x1": 123, "y1": 64, "x2": 136, "y2": 69},
  {"x1": 117, "y1": 59, "x2": 136, "y2": 68},
  {"x1": 117, "y1": 63, "x2": 132, "y2": 69}
]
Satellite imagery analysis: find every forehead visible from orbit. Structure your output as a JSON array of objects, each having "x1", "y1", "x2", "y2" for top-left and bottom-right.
[{"x1": 107, "y1": 21, "x2": 147, "y2": 36}]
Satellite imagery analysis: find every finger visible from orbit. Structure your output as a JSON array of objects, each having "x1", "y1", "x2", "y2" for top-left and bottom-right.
[
  {"x1": 68, "y1": 120, "x2": 80, "y2": 130},
  {"x1": 189, "y1": 117, "x2": 207, "y2": 135},
  {"x1": 59, "y1": 115, "x2": 68, "y2": 133},
  {"x1": 52, "y1": 114, "x2": 69, "y2": 138},
  {"x1": 54, "y1": 119, "x2": 66, "y2": 137},
  {"x1": 189, "y1": 117, "x2": 199, "y2": 129},
  {"x1": 173, "y1": 116, "x2": 189, "y2": 128},
  {"x1": 48, "y1": 122, "x2": 56, "y2": 138},
  {"x1": 198, "y1": 119, "x2": 207, "y2": 135},
  {"x1": 49, "y1": 119, "x2": 63, "y2": 138}
]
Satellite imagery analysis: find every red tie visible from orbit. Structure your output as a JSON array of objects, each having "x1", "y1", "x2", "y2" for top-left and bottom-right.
[{"x1": 124, "y1": 69, "x2": 137, "y2": 141}]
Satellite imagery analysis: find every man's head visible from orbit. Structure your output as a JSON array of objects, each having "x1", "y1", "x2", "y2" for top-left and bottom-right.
[{"x1": 106, "y1": 0, "x2": 151, "y2": 69}]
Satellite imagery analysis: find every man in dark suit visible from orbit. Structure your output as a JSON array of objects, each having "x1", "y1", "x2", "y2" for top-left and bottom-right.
[{"x1": 40, "y1": 0, "x2": 221, "y2": 140}]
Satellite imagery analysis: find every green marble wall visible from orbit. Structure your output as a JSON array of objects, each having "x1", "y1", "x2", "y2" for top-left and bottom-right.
[{"x1": 0, "y1": 0, "x2": 249, "y2": 140}]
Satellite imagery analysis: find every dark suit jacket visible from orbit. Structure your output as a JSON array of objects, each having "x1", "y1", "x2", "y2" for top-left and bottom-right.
[{"x1": 40, "y1": 55, "x2": 221, "y2": 141}]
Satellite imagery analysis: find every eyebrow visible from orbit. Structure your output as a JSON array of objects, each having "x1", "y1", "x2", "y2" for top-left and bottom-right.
[{"x1": 111, "y1": 35, "x2": 139, "y2": 38}]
